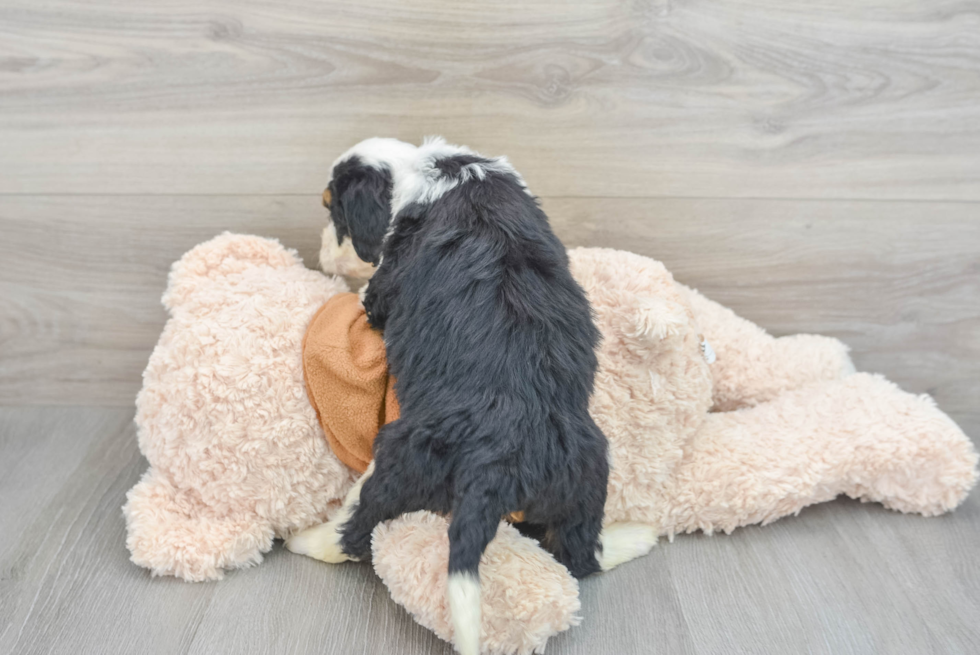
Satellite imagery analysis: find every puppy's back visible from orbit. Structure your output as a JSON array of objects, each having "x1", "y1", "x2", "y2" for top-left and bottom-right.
[{"x1": 381, "y1": 165, "x2": 600, "y2": 432}]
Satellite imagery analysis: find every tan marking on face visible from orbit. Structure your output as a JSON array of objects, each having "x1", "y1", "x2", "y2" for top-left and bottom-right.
[{"x1": 322, "y1": 188, "x2": 332, "y2": 208}]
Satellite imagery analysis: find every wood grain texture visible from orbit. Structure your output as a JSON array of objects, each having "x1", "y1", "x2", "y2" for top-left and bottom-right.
[
  {"x1": 2, "y1": 0, "x2": 979, "y2": 652},
  {"x1": 2, "y1": 195, "x2": 977, "y2": 442},
  {"x1": 0, "y1": 195, "x2": 326, "y2": 406},
  {"x1": 1, "y1": 0, "x2": 979, "y2": 198},
  {"x1": 0, "y1": 407, "x2": 977, "y2": 655},
  {"x1": 0, "y1": 407, "x2": 452, "y2": 655},
  {"x1": 547, "y1": 196, "x2": 980, "y2": 441}
]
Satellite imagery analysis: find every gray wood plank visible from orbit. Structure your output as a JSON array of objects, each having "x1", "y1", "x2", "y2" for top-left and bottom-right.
[
  {"x1": 655, "y1": 496, "x2": 980, "y2": 655},
  {"x1": 2, "y1": 0, "x2": 978, "y2": 652},
  {"x1": 554, "y1": 495, "x2": 980, "y2": 655},
  {"x1": 2, "y1": 195, "x2": 977, "y2": 443},
  {"x1": 0, "y1": 195, "x2": 327, "y2": 407},
  {"x1": 0, "y1": 406, "x2": 454, "y2": 655},
  {"x1": 1, "y1": 407, "x2": 977, "y2": 654},
  {"x1": 1, "y1": 0, "x2": 979, "y2": 199}
]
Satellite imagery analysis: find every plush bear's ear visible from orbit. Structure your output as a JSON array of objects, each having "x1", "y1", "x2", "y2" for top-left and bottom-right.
[
  {"x1": 627, "y1": 297, "x2": 691, "y2": 344},
  {"x1": 163, "y1": 233, "x2": 301, "y2": 311},
  {"x1": 330, "y1": 160, "x2": 393, "y2": 266}
]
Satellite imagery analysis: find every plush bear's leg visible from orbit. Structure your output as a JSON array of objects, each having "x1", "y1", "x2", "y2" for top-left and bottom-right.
[
  {"x1": 372, "y1": 512, "x2": 581, "y2": 655},
  {"x1": 123, "y1": 469, "x2": 274, "y2": 581},
  {"x1": 662, "y1": 373, "x2": 978, "y2": 538},
  {"x1": 679, "y1": 284, "x2": 855, "y2": 411}
]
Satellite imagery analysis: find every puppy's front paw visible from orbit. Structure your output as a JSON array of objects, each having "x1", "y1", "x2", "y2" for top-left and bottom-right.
[
  {"x1": 359, "y1": 282, "x2": 387, "y2": 329},
  {"x1": 285, "y1": 522, "x2": 357, "y2": 564}
]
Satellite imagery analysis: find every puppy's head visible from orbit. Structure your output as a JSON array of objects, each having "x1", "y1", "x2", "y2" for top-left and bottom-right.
[{"x1": 320, "y1": 138, "x2": 417, "y2": 277}]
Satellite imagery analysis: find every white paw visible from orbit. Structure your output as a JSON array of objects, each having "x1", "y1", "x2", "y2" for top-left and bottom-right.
[
  {"x1": 840, "y1": 352, "x2": 857, "y2": 377},
  {"x1": 598, "y1": 522, "x2": 658, "y2": 571},
  {"x1": 285, "y1": 521, "x2": 355, "y2": 564}
]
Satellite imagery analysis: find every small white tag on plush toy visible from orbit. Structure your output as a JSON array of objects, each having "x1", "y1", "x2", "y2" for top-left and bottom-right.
[{"x1": 700, "y1": 338, "x2": 717, "y2": 364}]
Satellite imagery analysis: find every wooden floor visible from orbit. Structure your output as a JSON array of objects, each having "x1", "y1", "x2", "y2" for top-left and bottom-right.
[{"x1": 1, "y1": 1, "x2": 978, "y2": 653}]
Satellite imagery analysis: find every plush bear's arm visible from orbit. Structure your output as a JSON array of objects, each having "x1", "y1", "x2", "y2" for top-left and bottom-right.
[{"x1": 679, "y1": 284, "x2": 855, "y2": 411}]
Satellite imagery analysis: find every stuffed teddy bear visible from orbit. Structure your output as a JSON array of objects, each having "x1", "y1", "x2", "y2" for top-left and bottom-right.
[{"x1": 125, "y1": 231, "x2": 978, "y2": 655}]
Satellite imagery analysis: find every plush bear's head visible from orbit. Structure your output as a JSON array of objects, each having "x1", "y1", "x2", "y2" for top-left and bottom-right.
[
  {"x1": 127, "y1": 233, "x2": 353, "y2": 581},
  {"x1": 566, "y1": 248, "x2": 713, "y2": 527}
]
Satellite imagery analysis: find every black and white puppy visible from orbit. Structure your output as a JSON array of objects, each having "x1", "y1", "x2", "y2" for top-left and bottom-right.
[{"x1": 289, "y1": 138, "x2": 641, "y2": 655}]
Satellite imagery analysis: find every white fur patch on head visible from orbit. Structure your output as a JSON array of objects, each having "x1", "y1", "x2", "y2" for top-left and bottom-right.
[
  {"x1": 333, "y1": 136, "x2": 530, "y2": 220},
  {"x1": 332, "y1": 137, "x2": 419, "y2": 172},
  {"x1": 329, "y1": 136, "x2": 532, "y2": 273},
  {"x1": 387, "y1": 136, "x2": 529, "y2": 217},
  {"x1": 447, "y1": 571, "x2": 482, "y2": 655},
  {"x1": 319, "y1": 222, "x2": 377, "y2": 280}
]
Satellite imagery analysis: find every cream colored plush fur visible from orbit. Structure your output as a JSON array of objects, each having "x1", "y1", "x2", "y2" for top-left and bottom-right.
[
  {"x1": 125, "y1": 233, "x2": 353, "y2": 581},
  {"x1": 125, "y1": 233, "x2": 978, "y2": 654}
]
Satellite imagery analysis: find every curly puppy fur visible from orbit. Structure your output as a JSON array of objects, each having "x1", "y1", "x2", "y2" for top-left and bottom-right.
[{"x1": 317, "y1": 137, "x2": 609, "y2": 654}]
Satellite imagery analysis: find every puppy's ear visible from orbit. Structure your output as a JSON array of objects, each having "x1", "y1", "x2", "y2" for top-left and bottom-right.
[{"x1": 336, "y1": 166, "x2": 393, "y2": 265}]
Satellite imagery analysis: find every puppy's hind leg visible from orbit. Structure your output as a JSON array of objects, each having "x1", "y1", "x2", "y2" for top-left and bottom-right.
[
  {"x1": 550, "y1": 441, "x2": 655, "y2": 573},
  {"x1": 544, "y1": 430, "x2": 610, "y2": 578},
  {"x1": 286, "y1": 460, "x2": 375, "y2": 563},
  {"x1": 339, "y1": 420, "x2": 450, "y2": 560},
  {"x1": 288, "y1": 420, "x2": 444, "y2": 564},
  {"x1": 545, "y1": 507, "x2": 658, "y2": 575},
  {"x1": 544, "y1": 492, "x2": 606, "y2": 579}
]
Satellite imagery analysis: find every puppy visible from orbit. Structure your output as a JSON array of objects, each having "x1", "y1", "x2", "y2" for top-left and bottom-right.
[{"x1": 289, "y1": 137, "x2": 652, "y2": 655}]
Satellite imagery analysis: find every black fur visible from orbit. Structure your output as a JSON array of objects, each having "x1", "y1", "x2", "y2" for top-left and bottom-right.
[
  {"x1": 330, "y1": 151, "x2": 608, "y2": 580},
  {"x1": 327, "y1": 155, "x2": 393, "y2": 265}
]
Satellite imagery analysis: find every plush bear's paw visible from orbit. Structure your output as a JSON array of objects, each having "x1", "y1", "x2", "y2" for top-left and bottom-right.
[
  {"x1": 285, "y1": 521, "x2": 358, "y2": 563},
  {"x1": 123, "y1": 469, "x2": 275, "y2": 581}
]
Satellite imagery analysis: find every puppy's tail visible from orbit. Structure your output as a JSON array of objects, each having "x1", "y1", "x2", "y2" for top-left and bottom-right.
[{"x1": 446, "y1": 490, "x2": 501, "y2": 655}]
